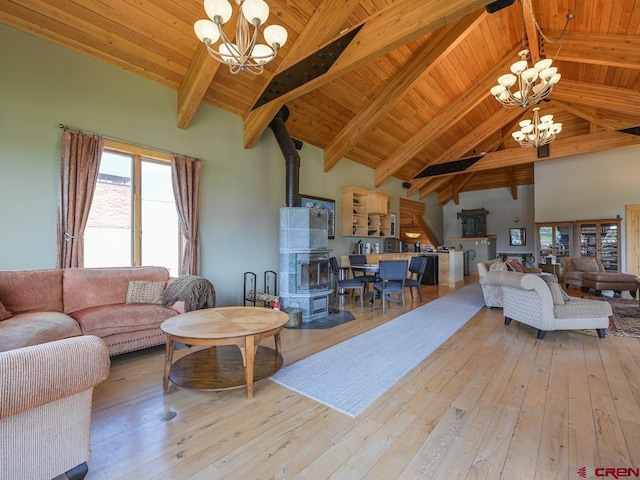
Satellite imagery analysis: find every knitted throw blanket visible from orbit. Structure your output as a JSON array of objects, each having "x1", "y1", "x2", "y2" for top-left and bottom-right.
[{"x1": 162, "y1": 275, "x2": 216, "y2": 312}]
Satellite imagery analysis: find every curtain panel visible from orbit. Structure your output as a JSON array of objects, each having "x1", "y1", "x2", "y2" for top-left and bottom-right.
[
  {"x1": 56, "y1": 130, "x2": 104, "y2": 268},
  {"x1": 171, "y1": 155, "x2": 201, "y2": 276}
]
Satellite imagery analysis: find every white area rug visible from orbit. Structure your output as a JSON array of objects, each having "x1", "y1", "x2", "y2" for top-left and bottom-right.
[{"x1": 270, "y1": 282, "x2": 485, "y2": 417}]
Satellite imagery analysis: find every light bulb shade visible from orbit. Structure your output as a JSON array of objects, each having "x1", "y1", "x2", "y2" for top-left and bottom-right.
[
  {"x1": 250, "y1": 44, "x2": 274, "y2": 64},
  {"x1": 519, "y1": 119, "x2": 532, "y2": 128},
  {"x1": 539, "y1": 67, "x2": 557, "y2": 81},
  {"x1": 242, "y1": 0, "x2": 269, "y2": 26},
  {"x1": 498, "y1": 73, "x2": 517, "y2": 87},
  {"x1": 490, "y1": 84, "x2": 506, "y2": 96},
  {"x1": 549, "y1": 73, "x2": 562, "y2": 85},
  {"x1": 194, "y1": 19, "x2": 220, "y2": 43},
  {"x1": 539, "y1": 114, "x2": 554, "y2": 123},
  {"x1": 522, "y1": 124, "x2": 534, "y2": 134},
  {"x1": 204, "y1": 0, "x2": 233, "y2": 23},
  {"x1": 520, "y1": 67, "x2": 538, "y2": 83},
  {"x1": 263, "y1": 24, "x2": 287, "y2": 49},
  {"x1": 405, "y1": 232, "x2": 420, "y2": 239},
  {"x1": 513, "y1": 131, "x2": 525, "y2": 141},
  {"x1": 219, "y1": 43, "x2": 240, "y2": 64},
  {"x1": 510, "y1": 59, "x2": 528, "y2": 74},
  {"x1": 534, "y1": 58, "x2": 553, "y2": 70}
]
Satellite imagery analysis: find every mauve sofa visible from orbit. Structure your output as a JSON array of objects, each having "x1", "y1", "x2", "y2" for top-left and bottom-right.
[{"x1": 0, "y1": 266, "x2": 198, "y2": 355}]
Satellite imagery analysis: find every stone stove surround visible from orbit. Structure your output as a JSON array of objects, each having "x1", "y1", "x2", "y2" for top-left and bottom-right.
[{"x1": 279, "y1": 207, "x2": 333, "y2": 322}]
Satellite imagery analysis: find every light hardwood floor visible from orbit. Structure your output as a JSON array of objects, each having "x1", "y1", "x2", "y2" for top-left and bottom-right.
[{"x1": 84, "y1": 280, "x2": 640, "y2": 480}]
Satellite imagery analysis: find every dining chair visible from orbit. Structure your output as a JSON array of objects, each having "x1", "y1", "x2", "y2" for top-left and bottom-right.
[
  {"x1": 373, "y1": 259, "x2": 408, "y2": 314},
  {"x1": 405, "y1": 256, "x2": 427, "y2": 303},
  {"x1": 329, "y1": 256, "x2": 365, "y2": 307},
  {"x1": 348, "y1": 254, "x2": 377, "y2": 290}
]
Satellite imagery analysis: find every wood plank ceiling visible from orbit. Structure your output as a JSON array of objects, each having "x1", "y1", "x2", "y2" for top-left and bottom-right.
[{"x1": 2, "y1": 0, "x2": 639, "y2": 204}]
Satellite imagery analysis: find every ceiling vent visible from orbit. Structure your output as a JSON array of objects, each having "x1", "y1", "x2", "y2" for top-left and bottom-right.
[
  {"x1": 619, "y1": 126, "x2": 640, "y2": 137},
  {"x1": 413, "y1": 154, "x2": 485, "y2": 179},
  {"x1": 252, "y1": 25, "x2": 362, "y2": 110}
]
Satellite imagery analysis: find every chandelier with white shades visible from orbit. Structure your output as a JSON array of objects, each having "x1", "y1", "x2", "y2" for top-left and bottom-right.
[
  {"x1": 194, "y1": 0, "x2": 288, "y2": 75},
  {"x1": 490, "y1": 49, "x2": 561, "y2": 109},
  {"x1": 512, "y1": 107, "x2": 562, "y2": 148}
]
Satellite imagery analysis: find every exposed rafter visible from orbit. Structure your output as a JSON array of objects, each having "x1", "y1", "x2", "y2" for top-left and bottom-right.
[
  {"x1": 374, "y1": 45, "x2": 521, "y2": 187},
  {"x1": 323, "y1": 10, "x2": 486, "y2": 172},
  {"x1": 243, "y1": 0, "x2": 493, "y2": 149}
]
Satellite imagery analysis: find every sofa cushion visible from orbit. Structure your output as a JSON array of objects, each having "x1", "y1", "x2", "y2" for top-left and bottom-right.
[
  {"x1": 506, "y1": 259, "x2": 527, "y2": 272},
  {"x1": 70, "y1": 303, "x2": 178, "y2": 337},
  {"x1": 0, "y1": 269, "x2": 64, "y2": 314},
  {"x1": 63, "y1": 266, "x2": 170, "y2": 314},
  {"x1": 540, "y1": 274, "x2": 566, "y2": 305},
  {"x1": 0, "y1": 312, "x2": 82, "y2": 353},
  {"x1": 554, "y1": 299, "x2": 612, "y2": 319},
  {"x1": 489, "y1": 260, "x2": 508, "y2": 271},
  {"x1": 571, "y1": 257, "x2": 602, "y2": 273},
  {"x1": 0, "y1": 301, "x2": 11, "y2": 321},
  {"x1": 126, "y1": 280, "x2": 166, "y2": 304}
]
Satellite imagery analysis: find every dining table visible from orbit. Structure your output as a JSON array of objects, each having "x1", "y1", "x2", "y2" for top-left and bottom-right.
[{"x1": 350, "y1": 263, "x2": 380, "y2": 302}]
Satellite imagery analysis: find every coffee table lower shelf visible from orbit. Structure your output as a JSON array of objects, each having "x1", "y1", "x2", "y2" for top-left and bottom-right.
[{"x1": 168, "y1": 345, "x2": 283, "y2": 391}]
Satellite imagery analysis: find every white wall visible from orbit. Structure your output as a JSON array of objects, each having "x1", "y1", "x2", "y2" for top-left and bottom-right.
[
  {"x1": 534, "y1": 146, "x2": 640, "y2": 270},
  {"x1": 0, "y1": 24, "x2": 438, "y2": 306},
  {"x1": 443, "y1": 185, "x2": 536, "y2": 254},
  {"x1": 534, "y1": 148, "x2": 639, "y2": 221}
]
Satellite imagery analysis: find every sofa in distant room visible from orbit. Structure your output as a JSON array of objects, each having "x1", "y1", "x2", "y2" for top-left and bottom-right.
[
  {"x1": 477, "y1": 258, "x2": 541, "y2": 308},
  {"x1": 0, "y1": 266, "x2": 216, "y2": 355}
]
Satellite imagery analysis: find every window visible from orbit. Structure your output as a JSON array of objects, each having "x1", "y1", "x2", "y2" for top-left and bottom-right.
[{"x1": 85, "y1": 141, "x2": 181, "y2": 274}]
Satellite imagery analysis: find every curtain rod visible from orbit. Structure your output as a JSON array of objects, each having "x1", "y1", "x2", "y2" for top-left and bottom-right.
[{"x1": 58, "y1": 124, "x2": 202, "y2": 162}]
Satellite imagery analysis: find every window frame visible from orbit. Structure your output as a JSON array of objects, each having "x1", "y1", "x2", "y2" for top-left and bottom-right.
[{"x1": 99, "y1": 139, "x2": 182, "y2": 269}]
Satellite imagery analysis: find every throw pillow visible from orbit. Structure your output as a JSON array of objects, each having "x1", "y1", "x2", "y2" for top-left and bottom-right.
[
  {"x1": 506, "y1": 259, "x2": 527, "y2": 273},
  {"x1": 540, "y1": 274, "x2": 566, "y2": 305},
  {"x1": 0, "y1": 300, "x2": 12, "y2": 321},
  {"x1": 489, "y1": 260, "x2": 508, "y2": 271},
  {"x1": 572, "y1": 257, "x2": 601, "y2": 272},
  {"x1": 126, "y1": 280, "x2": 166, "y2": 304}
]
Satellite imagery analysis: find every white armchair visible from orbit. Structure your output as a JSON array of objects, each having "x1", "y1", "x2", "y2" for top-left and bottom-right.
[
  {"x1": 0, "y1": 336, "x2": 110, "y2": 480},
  {"x1": 484, "y1": 271, "x2": 612, "y2": 339}
]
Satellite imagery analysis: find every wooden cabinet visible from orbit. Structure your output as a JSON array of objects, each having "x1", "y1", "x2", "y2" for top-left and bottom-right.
[
  {"x1": 342, "y1": 187, "x2": 390, "y2": 238},
  {"x1": 576, "y1": 219, "x2": 620, "y2": 272},
  {"x1": 536, "y1": 222, "x2": 573, "y2": 265}
]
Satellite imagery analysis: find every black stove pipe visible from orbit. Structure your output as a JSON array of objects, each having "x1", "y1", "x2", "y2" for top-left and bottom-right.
[{"x1": 269, "y1": 106, "x2": 301, "y2": 207}]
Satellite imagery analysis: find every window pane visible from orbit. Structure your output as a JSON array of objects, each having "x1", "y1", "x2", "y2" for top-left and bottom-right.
[
  {"x1": 141, "y1": 160, "x2": 180, "y2": 275},
  {"x1": 85, "y1": 151, "x2": 132, "y2": 267}
]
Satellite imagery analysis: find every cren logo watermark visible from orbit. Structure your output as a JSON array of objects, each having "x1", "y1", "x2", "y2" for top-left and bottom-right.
[{"x1": 578, "y1": 467, "x2": 640, "y2": 478}]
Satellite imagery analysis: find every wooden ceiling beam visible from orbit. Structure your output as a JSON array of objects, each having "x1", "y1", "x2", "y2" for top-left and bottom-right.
[
  {"x1": 462, "y1": 130, "x2": 640, "y2": 173},
  {"x1": 323, "y1": 10, "x2": 485, "y2": 172},
  {"x1": 550, "y1": 100, "x2": 640, "y2": 131},
  {"x1": 439, "y1": 173, "x2": 475, "y2": 205},
  {"x1": 177, "y1": 43, "x2": 223, "y2": 130},
  {"x1": 177, "y1": 12, "x2": 242, "y2": 130},
  {"x1": 550, "y1": 32, "x2": 640, "y2": 70},
  {"x1": 552, "y1": 80, "x2": 640, "y2": 117},
  {"x1": 243, "y1": 0, "x2": 493, "y2": 149},
  {"x1": 417, "y1": 176, "x2": 453, "y2": 199},
  {"x1": 374, "y1": 45, "x2": 522, "y2": 187},
  {"x1": 242, "y1": 0, "x2": 361, "y2": 148},
  {"x1": 521, "y1": 0, "x2": 541, "y2": 63}
]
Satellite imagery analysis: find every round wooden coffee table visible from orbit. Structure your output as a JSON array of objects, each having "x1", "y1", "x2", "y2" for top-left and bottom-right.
[{"x1": 161, "y1": 307, "x2": 289, "y2": 399}]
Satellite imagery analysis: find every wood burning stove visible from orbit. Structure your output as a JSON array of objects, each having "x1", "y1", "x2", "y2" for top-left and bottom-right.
[{"x1": 296, "y1": 252, "x2": 330, "y2": 292}]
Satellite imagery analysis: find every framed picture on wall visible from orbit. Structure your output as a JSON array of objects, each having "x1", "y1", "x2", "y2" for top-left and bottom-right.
[
  {"x1": 510, "y1": 228, "x2": 526, "y2": 246},
  {"x1": 390, "y1": 213, "x2": 397, "y2": 238},
  {"x1": 300, "y1": 194, "x2": 335, "y2": 239}
]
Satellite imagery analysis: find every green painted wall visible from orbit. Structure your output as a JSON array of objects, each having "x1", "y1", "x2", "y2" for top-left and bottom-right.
[{"x1": 0, "y1": 24, "x2": 442, "y2": 305}]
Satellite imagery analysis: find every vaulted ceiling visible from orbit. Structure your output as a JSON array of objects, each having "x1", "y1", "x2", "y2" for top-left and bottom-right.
[{"x1": 2, "y1": 0, "x2": 640, "y2": 204}]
